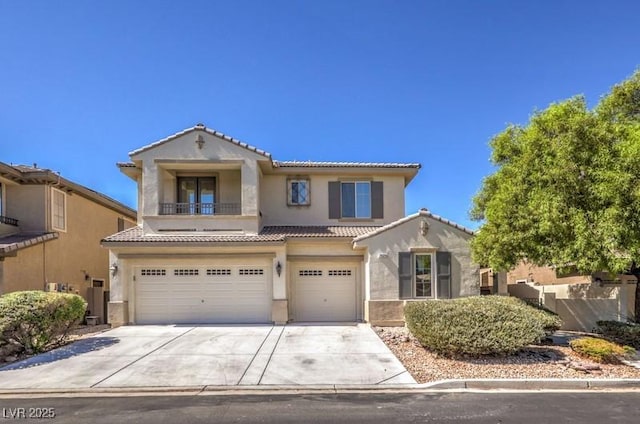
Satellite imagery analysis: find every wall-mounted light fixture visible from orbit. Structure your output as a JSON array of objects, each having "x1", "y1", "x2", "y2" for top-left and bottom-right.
[
  {"x1": 275, "y1": 261, "x2": 282, "y2": 277},
  {"x1": 81, "y1": 270, "x2": 90, "y2": 281},
  {"x1": 109, "y1": 263, "x2": 118, "y2": 276}
]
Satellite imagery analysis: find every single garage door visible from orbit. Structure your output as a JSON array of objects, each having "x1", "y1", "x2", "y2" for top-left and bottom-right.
[
  {"x1": 293, "y1": 263, "x2": 357, "y2": 322},
  {"x1": 135, "y1": 263, "x2": 271, "y2": 324}
]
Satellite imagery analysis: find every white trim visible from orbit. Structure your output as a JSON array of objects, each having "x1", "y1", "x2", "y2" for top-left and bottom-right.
[{"x1": 51, "y1": 187, "x2": 67, "y2": 232}]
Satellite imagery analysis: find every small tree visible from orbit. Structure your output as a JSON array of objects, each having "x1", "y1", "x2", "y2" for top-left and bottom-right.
[{"x1": 471, "y1": 70, "x2": 640, "y2": 320}]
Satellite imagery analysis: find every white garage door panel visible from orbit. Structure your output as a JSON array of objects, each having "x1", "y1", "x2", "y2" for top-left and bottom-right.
[
  {"x1": 294, "y1": 264, "x2": 357, "y2": 322},
  {"x1": 135, "y1": 264, "x2": 271, "y2": 324}
]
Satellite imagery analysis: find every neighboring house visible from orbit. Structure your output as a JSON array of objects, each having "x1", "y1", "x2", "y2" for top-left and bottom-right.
[
  {"x1": 507, "y1": 262, "x2": 637, "y2": 286},
  {"x1": 102, "y1": 124, "x2": 479, "y2": 327},
  {"x1": 0, "y1": 162, "x2": 137, "y2": 322}
]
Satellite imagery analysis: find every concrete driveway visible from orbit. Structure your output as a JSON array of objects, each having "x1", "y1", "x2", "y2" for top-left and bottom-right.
[{"x1": 0, "y1": 324, "x2": 415, "y2": 389}]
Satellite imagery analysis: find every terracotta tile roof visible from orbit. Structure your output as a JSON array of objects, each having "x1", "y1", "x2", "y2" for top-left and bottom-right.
[
  {"x1": 353, "y1": 209, "x2": 475, "y2": 243},
  {"x1": 102, "y1": 225, "x2": 382, "y2": 244},
  {"x1": 128, "y1": 124, "x2": 272, "y2": 158},
  {"x1": 273, "y1": 161, "x2": 421, "y2": 169},
  {"x1": 0, "y1": 232, "x2": 58, "y2": 255},
  {"x1": 102, "y1": 227, "x2": 285, "y2": 244},
  {"x1": 0, "y1": 162, "x2": 136, "y2": 219},
  {"x1": 261, "y1": 226, "x2": 381, "y2": 238}
]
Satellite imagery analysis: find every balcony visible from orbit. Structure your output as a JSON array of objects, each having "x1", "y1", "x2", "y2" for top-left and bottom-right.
[
  {"x1": 0, "y1": 216, "x2": 18, "y2": 226},
  {"x1": 159, "y1": 203, "x2": 241, "y2": 216}
]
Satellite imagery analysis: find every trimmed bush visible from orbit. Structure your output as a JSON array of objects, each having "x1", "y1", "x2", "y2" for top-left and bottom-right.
[
  {"x1": 0, "y1": 291, "x2": 87, "y2": 354},
  {"x1": 404, "y1": 296, "x2": 562, "y2": 356},
  {"x1": 596, "y1": 320, "x2": 640, "y2": 350},
  {"x1": 569, "y1": 336, "x2": 635, "y2": 363}
]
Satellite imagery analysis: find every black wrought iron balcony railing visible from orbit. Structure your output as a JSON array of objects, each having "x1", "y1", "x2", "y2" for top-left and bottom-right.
[
  {"x1": 159, "y1": 203, "x2": 241, "y2": 216},
  {"x1": 0, "y1": 215, "x2": 18, "y2": 226}
]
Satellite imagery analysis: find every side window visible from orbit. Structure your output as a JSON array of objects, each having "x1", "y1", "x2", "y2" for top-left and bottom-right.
[
  {"x1": 287, "y1": 178, "x2": 310, "y2": 206},
  {"x1": 51, "y1": 188, "x2": 66, "y2": 231},
  {"x1": 117, "y1": 217, "x2": 125, "y2": 232}
]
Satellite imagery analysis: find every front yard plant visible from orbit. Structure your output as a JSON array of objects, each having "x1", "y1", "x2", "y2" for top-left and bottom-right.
[
  {"x1": 0, "y1": 291, "x2": 87, "y2": 355},
  {"x1": 596, "y1": 320, "x2": 640, "y2": 350},
  {"x1": 569, "y1": 336, "x2": 635, "y2": 364},
  {"x1": 404, "y1": 296, "x2": 562, "y2": 356}
]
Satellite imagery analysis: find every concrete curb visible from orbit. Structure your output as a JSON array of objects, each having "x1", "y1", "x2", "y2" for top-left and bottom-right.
[
  {"x1": 419, "y1": 378, "x2": 640, "y2": 390},
  {"x1": 1, "y1": 379, "x2": 640, "y2": 397}
]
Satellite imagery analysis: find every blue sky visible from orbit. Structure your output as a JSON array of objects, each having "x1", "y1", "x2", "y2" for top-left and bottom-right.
[{"x1": 1, "y1": 1, "x2": 639, "y2": 229}]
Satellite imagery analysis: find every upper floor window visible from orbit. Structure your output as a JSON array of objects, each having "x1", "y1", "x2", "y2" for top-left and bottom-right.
[
  {"x1": 328, "y1": 180, "x2": 383, "y2": 220},
  {"x1": 0, "y1": 182, "x2": 3, "y2": 215},
  {"x1": 177, "y1": 177, "x2": 216, "y2": 214},
  {"x1": 341, "y1": 181, "x2": 371, "y2": 218},
  {"x1": 288, "y1": 178, "x2": 310, "y2": 206},
  {"x1": 52, "y1": 188, "x2": 66, "y2": 231}
]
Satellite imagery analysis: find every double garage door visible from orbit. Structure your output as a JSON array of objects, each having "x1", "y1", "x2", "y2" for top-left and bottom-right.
[
  {"x1": 292, "y1": 263, "x2": 358, "y2": 322},
  {"x1": 135, "y1": 262, "x2": 271, "y2": 324}
]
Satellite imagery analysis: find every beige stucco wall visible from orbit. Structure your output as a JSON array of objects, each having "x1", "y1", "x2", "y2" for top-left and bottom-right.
[
  {"x1": 260, "y1": 174, "x2": 406, "y2": 226},
  {"x1": 132, "y1": 130, "x2": 267, "y2": 235},
  {"x1": 107, "y1": 244, "x2": 286, "y2": 325},
  {"x1": 107, "y1": 239, "x2": 366, "y2": 325},
  {"x1": 508, "y1": 281, "x2": 637, "y2": 331},
  {"x1": 355, "y1": 215, "x2": 479, "y2": 301}
]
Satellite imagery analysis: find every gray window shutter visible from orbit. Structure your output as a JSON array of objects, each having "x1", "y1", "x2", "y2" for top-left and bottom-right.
[
  {"x1": 371, "y1": 181, "x2": 384, "y2": 219},
  {"x1": 328, "y1": 181, "x2": 341, "y2": 219},
  {"x1": 398, "y1": 252, "x2": 413, "y2": 299},
  {"x1": 436, "y1": 251, "x2": 451, "y2": 299}
]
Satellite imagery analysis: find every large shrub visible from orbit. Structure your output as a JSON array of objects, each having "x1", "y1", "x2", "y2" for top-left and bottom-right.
[
  {"x1": 0, "y1": 291, "x2": 87, "y2": 354},
  {"x1": 404, "y1": 296, "x2": 562, "y2": 356},
  {"x1": 596, "y1": 320, "x2": 640, "y2": 349}
]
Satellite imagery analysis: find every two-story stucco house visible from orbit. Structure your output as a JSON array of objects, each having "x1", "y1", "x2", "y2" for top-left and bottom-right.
[
  {"x1": 0, "y1": 162, "x2": 137, "y2": 322},
  {"x1": 102, "y1": 124, "x2": 479, "y2": 327}
]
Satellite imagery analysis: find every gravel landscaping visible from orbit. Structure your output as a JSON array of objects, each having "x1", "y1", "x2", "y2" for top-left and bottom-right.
[{"x1": 376, "y1": 326, "x2": 640, "y2": 382}]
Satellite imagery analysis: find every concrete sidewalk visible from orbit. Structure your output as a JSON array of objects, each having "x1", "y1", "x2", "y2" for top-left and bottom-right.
[{"x1": 0, "y1": 324, "x2": 414, "y2": 390}]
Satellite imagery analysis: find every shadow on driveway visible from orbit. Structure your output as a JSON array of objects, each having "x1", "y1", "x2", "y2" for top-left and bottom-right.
[{"x1": 0, "y1": 337, "x2": 120, "y2": 371}]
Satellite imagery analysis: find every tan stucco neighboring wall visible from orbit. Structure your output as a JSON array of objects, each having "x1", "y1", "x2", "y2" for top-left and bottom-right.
[
  {"x1": 0, "y1": 187, "x2": 135, "y2": 297},
  {"x1": 260, "y1": 174, "x2": 406, "y2": 226},
  {"x1": 5, "y1": 185, "x2": 46, "y2": 232},
  {"x1": 355, "y1": 216, "x2": 479, "y2": 301},
  {"x1": 507, "y1": 262, "x2": 590, "y2": 285},
  {"x1": 1, "y1": 243, "x2": 46, "y2": 293}
]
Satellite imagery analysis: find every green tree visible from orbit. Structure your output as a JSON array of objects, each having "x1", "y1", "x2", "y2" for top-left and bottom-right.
[{"x1": 471, "y1": 70, "x2": 640, "y2": 320}]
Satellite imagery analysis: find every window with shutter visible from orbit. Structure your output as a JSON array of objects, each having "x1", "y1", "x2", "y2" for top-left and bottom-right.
[
  {"x1": 398, "y1": 252, "x2": 413, "y2": 299},
  {"x1": 436, "y1": 251, "x2": 452, "y2": 299},
  {"x1": 328, "y1": 180, "x2": 384, "y2": 220},
  {"x1": 398, "y1": 251, "x2": 452, "y2": 299}
]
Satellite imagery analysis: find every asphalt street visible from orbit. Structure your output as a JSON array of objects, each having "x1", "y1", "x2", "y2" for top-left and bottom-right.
[{"x1": 1, "y1": 392, "x2": 639, "y2": 423}]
